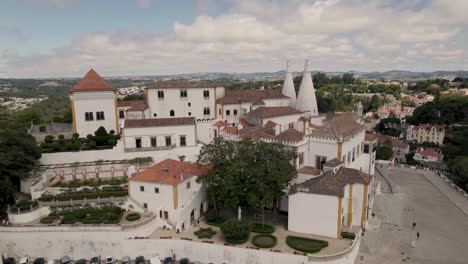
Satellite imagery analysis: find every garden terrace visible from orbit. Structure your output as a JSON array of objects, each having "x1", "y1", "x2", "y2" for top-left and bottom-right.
[
  {"x1": 52, "y1": 177, "x2": 128, "y2": 188},
  {"x1": 42, "y1": 205, "x2": 126, "y2": 224},
  {"x1": 38, "y1": 187, "x2": 127, "y2": 202}
]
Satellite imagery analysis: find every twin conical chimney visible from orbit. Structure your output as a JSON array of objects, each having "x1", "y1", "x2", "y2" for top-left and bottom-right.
[
  {"x1": 281, "y1": 60, "x2": 297, "y2": 107},
  {"x1": 296, "y1": 59, "x2": 319, "y2": 117}
]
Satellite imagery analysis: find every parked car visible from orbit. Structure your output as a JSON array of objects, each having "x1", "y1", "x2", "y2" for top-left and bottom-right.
[
  {"x1": 5, "y1": 257, "x2": 16, "y2": 264},
  {"x1": 47, "y1": 259, "x2": 58, "y2": 264},
  {"x1": 162, "y1": 257, "x2": 173, "y2": 264},
  {"x1": 20, "y1": 258, "x2": 29, "y2": 264},
  {"x1": 90, "y1": 257, "x2": 100, "y2": 264},
  {"x1": 60, "y1": 256, "x2": 71, "y2": 264},
  {"x1": 120, "y1": 257, "x2": 130, "y2": 264},
  {"x1": 135, "y1": 256, "x2": 145, "y2": 264},
  {"x1": 75, "y1": 259, "x2": 87, "y2": 264},
  {"x1": 104, "y1": 257, "x2": 113, "y2": 264},
  {"x1": 179, "y1": 258, "x2": 189, "y2": 264},
  {"x1": 33, "y1": 258, "x2": 45, "y2": 264}
]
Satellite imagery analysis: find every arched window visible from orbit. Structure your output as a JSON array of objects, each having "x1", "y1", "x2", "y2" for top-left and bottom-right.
[{"x1": 170, "y1": 110, "x2": 175, "y2": 116}]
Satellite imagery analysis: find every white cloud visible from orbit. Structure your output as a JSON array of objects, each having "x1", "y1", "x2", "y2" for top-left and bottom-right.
[{"x1": 2, "y1": 0, "x2": 468, "y2": 77}]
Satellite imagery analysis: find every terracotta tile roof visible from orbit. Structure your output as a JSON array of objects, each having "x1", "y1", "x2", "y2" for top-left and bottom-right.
[
  {"x1": 147, "y1": 81, "x2": 218, "y2": 89},
  {"x1": 223, "y1": 126, "x2": 238, "y2": 134},
  {"x1": 239, "y1": 118, "x2": 251, "y2": 128},
  {"x1": 298, "y1": 116, "x2": 309, "y2": 122},
  {"x1": 238, "y1": 126, "x2": 275, "y2": 139},
  {"x1": 298, "y1": 166, "x2": 321, "y2": 176},
  {"x1": 70, "y1": 69, "x2": 115, "y2": 93},
  {"x1": 274, "y1": 128, "x2": 304, "y2": 142},
  {"x1": 130, "y1": 159, "x2": 210, "y2": 185},
  {"x1": 289, "y1": 167, "x2": 373, "y2": 197},
  {"x1": 417, "y1": 149, "x2": 443, "y2": 158},
  {"x1": 365, "y1": 132, "x2": 377, "y2": 142},
  {"x1": 312, "y1": 112, "x2": 364, "y2": 140},
  {"x1": 264, "y1": 120, "x2": 278, "y2": 128},
  {"x1": 125, "y1": 117, "x2": 195, "y2": 128},
  {"x1": 245, "y1": 106, "x2": 303, "y2": 119},
  {"x1": 217, "y1": 90, "x2": 288, "y2": 105},
  {"x1": 412, "y1": 124, "x2": 445, "y2": 132},
  {"x1": 213, "y1": 120, "x2": 229, "y2": 127},
  {"x1": 117, "y1": 100, "x2": 148, "y2": 111},
  {"x1": 323, "y1": 158, "x2": 343, "y2": 167}
]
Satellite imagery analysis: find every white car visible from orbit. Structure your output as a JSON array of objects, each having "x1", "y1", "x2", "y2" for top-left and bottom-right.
[
  {"x1": 20, "y1": 258, "x2": 29, "y2": 264},
  {"x1": 105, "y1": 257, "x2": 114, "y2": 264}
]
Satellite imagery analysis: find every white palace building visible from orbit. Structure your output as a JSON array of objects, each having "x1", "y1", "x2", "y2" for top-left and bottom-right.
[{"x1": 45, "y1": 61, "x2": 377, "y2": 238}]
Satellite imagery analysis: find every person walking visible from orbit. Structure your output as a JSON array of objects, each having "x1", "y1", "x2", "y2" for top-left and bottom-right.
[
  {"x1": 412, "y1": 222, "x2": 416, "y2": 229},
  {"x1": 411, "y1": 240, "x2": 416, "y2": 248},
  {"x1": 417, "y1": 232, "x2": 420, "y2": 240}
]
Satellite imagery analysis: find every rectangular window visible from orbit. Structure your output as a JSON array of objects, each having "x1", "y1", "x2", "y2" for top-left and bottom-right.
[
  {"x1": 219, "y1": 108, "x2": 221, "y2": 115},
  {"x1": 203, "y1": 107, "x2": 210, "y2": 115},
  {"x1": 180, "y1": 90, "x2": 187, "y2": 98},
  {"x1": 186, "y1": 181, "x2": 191, "y2": 189},
  {"x1": 119, "y1": 110, "x2": 125, "y2": 119},
  {"x1": 289, "y1": 123, "x2": 294, "y2": 128},
  {"x1": 39, "y1": 126, "x2": 46, "y2": 132},
  {"x1": 85, "y1": 112, "x2": 94, "y2": 121},
  {"x1": 96, "y1": 111, "x2": 105, "y2": 120},
  {"x1": 203, "y1": 90, "x2": 210, "y2": 98},
  {"x1": 151, "y1": 137, "x2": 157, "y2": 147},
  {"x1": 188, "y1": 102, "x2": 191, "y2": 107},
  {"x1": 226, "y1": 110, "x2": 230, "y2": 116},
  {"x1": 158, "y1": 90, "x2": 164, "y2": 99},
  {"x1": 364, "y1": 144, "x2": 370, "y2": 154},
  {"x1": 165, "y1": 136, "x2": 171, "y2": 146},
  {"x1": 188, "y1": 112, "x2": 191, "y2": 116},
  {"x1": 348, "y1": 151, "x2": 351, "y2": 163},
  {"x1": 140, "y1": 186, "x2": 144, "y2": 192},
  {"x1": 180, "y1": 136, "x2": 186, "y2": 146},
  {"x1": 234, "y1": 109, "x2": 238, "y2": 115},
  {"x1": 164, "y1": 211, "x2": 169, "y2": 219},
  {"x1": 135, "y1": 138, "x2": 142, "y2": 148},
  {"x1": 299, "y1": 153, "x2": 304, "y2": 165},
  {"x1": 154, "y1": 187, "x2": 159, "y2": 193},
  {"x1": 143, "y1": 203, "x2": 148, "y2": 209}
]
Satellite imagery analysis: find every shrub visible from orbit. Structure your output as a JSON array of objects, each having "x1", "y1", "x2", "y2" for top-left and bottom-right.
[
  {"x1": 285, "y1": 236, "x2": 328, "y2": 253},
  {"x1": 88, "y1": 141, "x2": 97, "y2": 147},
  {"x1": 87, "y1": 134, "x2": 93, "y2": 140},
  {"x1": 204, "y1": 209, "x2": 226, "y2": 226},
  {"x1": 126, "y1": 212, "x2": 141, "y2": 221},
  {"x1": 341, "y1": 232, "x2": 356, "y2": 240},
  {"x1": 40, "y1": 216, "x2": 57, "y2": 224},
  {"x1": 220, "y1": 219, "x2": 250, "y2": 244},
  {"x1": 109, "y1": 130, "x2": 115, "y2": 135},
  {"x1": 194, "y1": 227, "x2": 216, "y2": 239},
  {"x1": 44, "y1": 135, "x2": 54, "y2": 143},
  {"x1": 58, "y1": 134, "x2": 65, "y2": 140},
  {"x1": 251, "y1": 234, "x2": 277, "y2": 248},
  {"x1": 250, "y1": 223, "x2": 275, "y2": 234}
]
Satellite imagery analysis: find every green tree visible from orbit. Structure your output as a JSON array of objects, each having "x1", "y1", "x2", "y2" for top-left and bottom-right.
[
  {"x1": 376, "y1": 145, "x2": 393, "y2": 160},
  {"x1": 197, "y1": 138, "x2": 296, "y2": 221},
  {"x1": 449, "y1": 157, "x2": 468, "y2": 191}
]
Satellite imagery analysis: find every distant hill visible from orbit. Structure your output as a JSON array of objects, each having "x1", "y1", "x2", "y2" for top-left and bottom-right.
[{"x1": 112, "y1": 70, "x2": 468, "y2": 81}]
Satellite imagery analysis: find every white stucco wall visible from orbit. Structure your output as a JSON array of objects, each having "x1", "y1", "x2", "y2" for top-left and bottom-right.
[
  {"x1": 306, "y1": 138, "x2": 337, "y2": 169},
  {"x1": 147, "y1": 87, "x2": 224, "y2": 119},
  {"x1": 288, "y1": 192, "x2": 339, "y2": 238},
  {"x1": 71, "y1": 91, "x2": 118, "y2": 137},
  {"x1": 8, "y1": 207, "x2": 50, "y2": 224},
  {"x1": 123, "y1": 124, "x2": 196, "y2": 149},
  {"x1": 262, "y1": 114, "x2": 303, "y2": 134}
]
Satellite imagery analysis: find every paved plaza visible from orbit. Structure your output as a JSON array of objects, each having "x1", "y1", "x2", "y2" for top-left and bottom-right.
[{"x1": 356, "y1": 165, "x2": 468, "y2": 264}]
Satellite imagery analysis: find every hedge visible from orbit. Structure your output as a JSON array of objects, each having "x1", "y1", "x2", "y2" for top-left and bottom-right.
[
  {"x1": 285, "y1": 236, "x2": 329, "y2": 253},
  {"x1": 220, "y1": 219, "x2": 250, "y2": 244},
  {"x1": 126, "y1": 213, "x2": 141, "y2": 221},
  {"x1": 38, "y1": 190, "x2": 128, "y2": 202},
  {"x1": 52, "y1": 178, "x2": 128, "y2": 188},
  {"x1": 341, "y1": 232, "x2": 356, "y2": 240},
  {"x1": 250, "y1": 223, "x2": 275, "y2": 234},
  {"x1": 194, "y1": 227, "x2": 216, "y2": 239},
  {"x1": 40, "y1": 216, "x2": 57, "y2": 224},
  {"x1": 251, "y1": 234, "x2": 277, "y2": 248}
]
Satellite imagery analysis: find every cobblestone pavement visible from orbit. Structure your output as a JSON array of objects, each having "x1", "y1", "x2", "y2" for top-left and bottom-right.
[{"x1": 356, "y1": 165, "x2": 468, "y2": 264}]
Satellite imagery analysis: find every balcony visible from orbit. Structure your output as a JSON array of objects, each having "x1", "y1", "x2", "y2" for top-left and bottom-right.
[{"x1": 124, "y1": 145, "x2": 176, "y2": 152}]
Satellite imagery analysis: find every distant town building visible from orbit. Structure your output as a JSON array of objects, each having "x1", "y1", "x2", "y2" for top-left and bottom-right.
[
  {"x1": 414, "y1": 149, "x2": 443, "y2": 162},
  {"x1": 377, "y1": 134, "x2": 410, "y2": 163},
  {"x1": 406, "y1": 124, "x2": 445, "y2": 145}
]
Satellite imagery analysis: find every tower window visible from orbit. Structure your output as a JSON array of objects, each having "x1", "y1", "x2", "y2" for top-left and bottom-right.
[
  {"x1": 96, "y1": 111, "x2": 105, "y2": 120},
  {"x1": 180, "y1": 90, "x2": 187, "y2": 98},
  {"x1": 203, "y1": 90, "x2": 210, "y2": 98},
  {"x1": 158, "y1": 90, "x2": 164, "y2": 99},
  {"x1": 180, "y1": 136, "x2": 186, "y2": 146},
  {"x1": 234, "y1": 110, "x2": 238, "y2": 115},
  {"x1": 170, "y1": 110, "x2": 175, "y2": 116},
  {"x1": 226, "y1": 110, "x2": 230, "y2": 116},
  {"x1": 119, "y1": 110, "x2": 125, "y2": 119},
  {"x1": 203, "y1": 107, "x2": 210, "y2": 115}
]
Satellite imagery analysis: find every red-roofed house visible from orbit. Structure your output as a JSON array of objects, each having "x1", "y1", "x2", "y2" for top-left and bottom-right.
[
  {"x1": 69, "y1": 69, "x2": 119, "y2": 137},
  {"x1": 414, "y1": 149, "x2": 443, "y2": 162},
  {"x1": 129, "y1": 159, "x2": 211, "y2": 230}
]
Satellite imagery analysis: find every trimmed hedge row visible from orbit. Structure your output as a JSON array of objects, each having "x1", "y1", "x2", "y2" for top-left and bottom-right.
[
  {"x1": 220, "y1": 219, "x2": 250, "y2": 245},
  {"x1": 251, "y1": 234, "x2": 277, "y2": 248},
  {"x1": 125, "y1": 213, "x2": 141, "y2": 221},
  {"x1": 285, "y1": 236, "x2": 329, "y2": 253},
  {"x1": 250, "y1": 223, "x2": 275, "y2": 234},
  {"x1": 194, "y1": 227, "x2": 216, "y2": 239},
  {"x1": 204, "y1": 209, "x2": 226, "y2": 227},
  {"x1": 49, "y1": 205, "x2": 125, "y2": 225},
  {"x1": 52, "y1": 177, "x2": 128, "y2": 188},
  {"x1": 341, "y1": 232, "x2": 356, "y2": 240},
  {"x1": 40, "y1": 216, "x2": 58, "y2": 224},
  {"x1": 38, "y1": 190, "x2": 127, "y2": 202}
]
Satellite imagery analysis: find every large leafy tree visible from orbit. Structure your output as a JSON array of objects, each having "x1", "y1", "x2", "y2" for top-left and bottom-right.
[
  {"x1": 376, "y1": 145, "x2": 393, "y2": 161},
  {"x1": 197, "y1": 138, "x2": 296, "y2": 221}
]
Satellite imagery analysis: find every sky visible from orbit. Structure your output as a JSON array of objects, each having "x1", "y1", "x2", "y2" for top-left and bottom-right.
[{"x1": 0, "y1": 0, "x2": 467, "y2": 78}]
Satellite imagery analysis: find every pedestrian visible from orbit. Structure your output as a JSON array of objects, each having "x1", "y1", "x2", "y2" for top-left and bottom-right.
[
  {"x1": 411, "y1": 240, "x2": 416, "y2": 248},
  {"x1": 417, "y1": 232, "x2": 420, "y2": 240},
  {"x1": 412, "y1": 222, "x2": 416, "y2": 229}
]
